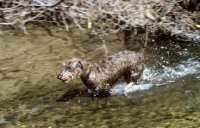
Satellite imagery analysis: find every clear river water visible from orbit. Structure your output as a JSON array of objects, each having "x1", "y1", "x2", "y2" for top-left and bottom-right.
[{"x1": 0, "y1": 25, "x2": 199, "y2": 128}]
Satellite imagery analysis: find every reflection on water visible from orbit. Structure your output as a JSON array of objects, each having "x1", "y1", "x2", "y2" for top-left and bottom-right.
[{"x1": 0, "y1": 25, "x2": 200, "y2": 127}]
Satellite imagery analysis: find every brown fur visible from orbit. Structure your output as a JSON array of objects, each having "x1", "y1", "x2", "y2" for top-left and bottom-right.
[{"x1": 57, "y1": 50, "x2": 145, "y2": 93}]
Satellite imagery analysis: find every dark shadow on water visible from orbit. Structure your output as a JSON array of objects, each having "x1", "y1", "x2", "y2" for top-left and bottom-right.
[{"x1": 56, "y1": 89, "x2": 110, "y2": 102}]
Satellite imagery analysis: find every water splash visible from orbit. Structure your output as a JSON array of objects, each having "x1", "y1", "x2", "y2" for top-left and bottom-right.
[{"x1": 111, "y1": 58, "x2": 200, "y2": 96}]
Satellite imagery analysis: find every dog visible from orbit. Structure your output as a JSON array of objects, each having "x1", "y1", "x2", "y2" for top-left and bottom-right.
[
  {"x1": 57, "y1": 25, "x2": 148, "y2": 95},
  {"x1": 57, "y1": 49, "x2": 145, "y2": 94},
  {"x1": 57, "y1": 27, "x2": 148, "y2": 95}
]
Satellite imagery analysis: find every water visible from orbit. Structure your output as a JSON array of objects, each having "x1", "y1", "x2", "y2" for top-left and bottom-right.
[{"x1": 0, "y1": 25, "x2": 200, "y2": 127}]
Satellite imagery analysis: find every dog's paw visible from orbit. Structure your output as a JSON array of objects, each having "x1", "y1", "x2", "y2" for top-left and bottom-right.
[{"x1": 124, "y1": 81, "x2": 135, "y2": 91}]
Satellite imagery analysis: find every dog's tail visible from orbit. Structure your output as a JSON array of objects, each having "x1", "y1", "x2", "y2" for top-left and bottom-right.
[{"x1": 140, "y1": 25, "x2": 148, "y2": 52}]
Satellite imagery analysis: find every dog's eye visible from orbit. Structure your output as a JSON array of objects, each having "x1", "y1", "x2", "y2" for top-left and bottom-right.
[{"x1": 66, "y1": 67, "x2": 73, "y2": 70}]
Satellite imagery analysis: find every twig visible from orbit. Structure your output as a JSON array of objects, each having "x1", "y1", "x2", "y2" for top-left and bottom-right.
[
  {"x1": 22, "y1": 7, "x2": 46, "y2": 23},
  {"x1": 142, "y1": 25, "x2": 148, "y2": 49},
  {"x1": 61, "y1": 12, "x2": 69, "y2": 31},
  {"x1": 92, "y1": 29, "x2": 108, "y2": 56},
  {"x1": 72, "y1": 17, "x2": 85, "y2": 30},
  {"x1": 21, "y1": 0, "x2": 63, "y2": 7}
]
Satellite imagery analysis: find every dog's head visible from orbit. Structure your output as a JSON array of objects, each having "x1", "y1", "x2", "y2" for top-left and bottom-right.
[{"x1": 57, "y1": 58, "x2": 91, "y2": 84}]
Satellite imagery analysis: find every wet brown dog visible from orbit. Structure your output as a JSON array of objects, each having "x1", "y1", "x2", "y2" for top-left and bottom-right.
[
  {"x1": 57, "y1": 49, "x2": 145, "y2": 94},
  {"x1": 57, "y1": 26, "x2": 148, "y2": 95}
]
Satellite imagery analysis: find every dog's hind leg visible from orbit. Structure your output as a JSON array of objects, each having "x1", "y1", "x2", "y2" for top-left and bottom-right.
[
  {"x1": 124, "y1": 81, "x2": 135, "y2": 90},
  {"x1": 124, "y1": 69, "x2": 141, "y2": 90},
  {"x1": 123, "y1": 70, "x2": 136, "y2": 90}
]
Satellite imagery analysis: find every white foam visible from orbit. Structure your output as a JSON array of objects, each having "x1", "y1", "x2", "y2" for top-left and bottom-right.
[
  {"x1": 141, "y1": 58, "x2": 200, "y2": 84},
  {"x1": 110, "y1": 81, "x2": 153, "y2": 96},
  {"x1": 111, "y1": 58, "x2": 200, "y2": 96}
]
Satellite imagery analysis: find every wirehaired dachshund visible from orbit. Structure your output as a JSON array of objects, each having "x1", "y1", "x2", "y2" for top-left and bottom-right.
[
  {"x1": 57, "y1": 26, "x2": 148, "y2": 95},
  {"x1": 57, "y1": 50, "x2": 145, "y2": 94}
]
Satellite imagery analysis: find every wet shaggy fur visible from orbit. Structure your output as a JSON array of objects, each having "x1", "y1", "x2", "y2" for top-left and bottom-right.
[{"x1": 57, "y1": 50, "x2": 145, "y2": 93}]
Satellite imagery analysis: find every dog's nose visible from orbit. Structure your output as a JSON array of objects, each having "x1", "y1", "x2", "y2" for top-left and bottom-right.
[
  {"x1": 57, "y1": 74, "x2": 62, "y2": 79},
  {"x1": 57, "y1": 69, "x2": 66, "y2": 79}
]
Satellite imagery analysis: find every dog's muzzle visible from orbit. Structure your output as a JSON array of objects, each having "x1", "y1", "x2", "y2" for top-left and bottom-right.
[
  {"x1": 57, "y1": 69, "x2": 65, "y2": 79},
  {"x1": 57, "y1": 69, "x2": 75, "y2": 84},
  {"x1": 57, "y1": 74, "x2": 62, "y2": 79}
]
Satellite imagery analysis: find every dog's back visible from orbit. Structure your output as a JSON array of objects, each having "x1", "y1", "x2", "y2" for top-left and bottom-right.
[
  {"x1": 86, "y1": 50, "x2": 145, "y2": 91},
  {"x1": 97, "y1": 50, "x2": 144, "y2": 71}
]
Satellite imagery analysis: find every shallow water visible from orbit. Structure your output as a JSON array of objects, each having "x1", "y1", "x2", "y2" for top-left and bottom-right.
[{"x1": 0, "y1": 25, "x2": 200, "y2": 128}]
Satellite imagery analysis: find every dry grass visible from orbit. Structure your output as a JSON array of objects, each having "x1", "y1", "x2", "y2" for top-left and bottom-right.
[{"x1": 0, "y1": 0, "x2": 199, "y2": 41}]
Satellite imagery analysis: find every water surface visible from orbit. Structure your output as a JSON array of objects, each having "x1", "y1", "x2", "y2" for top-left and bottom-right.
[{"x1": 0, "y1": 25, "x2": 200, "y2": 127}]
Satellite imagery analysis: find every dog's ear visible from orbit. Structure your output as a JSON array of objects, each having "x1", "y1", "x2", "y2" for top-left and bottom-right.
[{"x1": 78, "y1": 60, "x2": 91, "y2": 79}]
